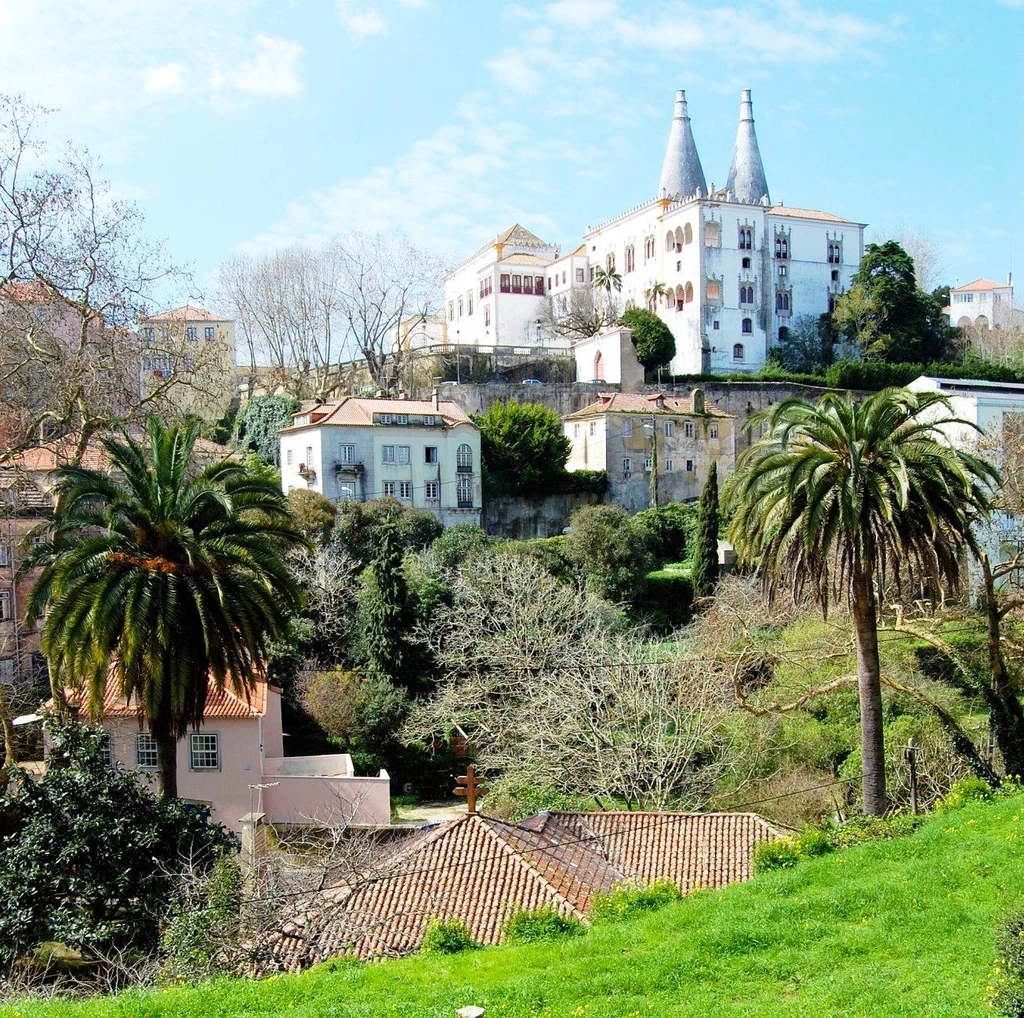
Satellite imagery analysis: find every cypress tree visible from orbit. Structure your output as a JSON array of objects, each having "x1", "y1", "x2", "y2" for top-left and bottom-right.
[
  {"x1": 362, "y1": 520, "x2": 409, "y2": 687},
  {"x1": 691, "y1": 462, "x2": 720, "y2": 601}
]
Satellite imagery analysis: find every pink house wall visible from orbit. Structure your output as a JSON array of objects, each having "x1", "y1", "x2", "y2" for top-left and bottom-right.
[{"x1": 101, "y1": 686, "x2": 390, "y2": 831}]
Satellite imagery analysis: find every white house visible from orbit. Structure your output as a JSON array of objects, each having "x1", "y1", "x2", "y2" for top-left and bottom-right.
[
  {"x1": 447, "y1": 89, "x2": 865, "y2": 378},
  {"x1": 908, "y1": 374, "x2": 1024, "y2": 579},
  {"x1": 279, "y1": 396, "x2": 482, "y2": 527},
  {"x1": 947, "y1": 277, "x2": 1015, "y2": 331}
]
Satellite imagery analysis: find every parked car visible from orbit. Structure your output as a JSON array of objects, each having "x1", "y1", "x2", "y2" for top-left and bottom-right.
[{"x1": 520, "y1": 378, "x2": 542, "y2": 385}]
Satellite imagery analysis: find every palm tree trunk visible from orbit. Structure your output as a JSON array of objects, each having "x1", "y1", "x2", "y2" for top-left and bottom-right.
[
  {"x1": 852, "y1": 564, "x2": 887, "y2": 816},
  {"x1": 0, "y1": 677, "x2": 18, "y2": 795},
  {"x1": 156, "y1": 729, "x2": 178, "y2": 799}
]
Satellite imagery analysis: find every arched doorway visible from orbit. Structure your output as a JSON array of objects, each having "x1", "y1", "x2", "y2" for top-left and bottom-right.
[{"x1": 594, "y1": 350, "x2": 604, "y2": 382}]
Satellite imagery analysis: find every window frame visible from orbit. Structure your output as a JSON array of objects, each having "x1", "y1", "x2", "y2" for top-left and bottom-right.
[
  {"x1": 188, "y1": 732, "x2": 221, "y2": 771},
  {"x1": 136, "y1": 733, "x2": 159, "y2": 769}
]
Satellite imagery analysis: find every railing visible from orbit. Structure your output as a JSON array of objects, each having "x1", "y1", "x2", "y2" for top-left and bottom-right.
[{"x1": 334, "y1": 462, "x2": 364, "y2": 475}]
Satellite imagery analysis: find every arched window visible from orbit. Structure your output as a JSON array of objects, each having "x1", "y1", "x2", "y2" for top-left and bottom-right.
[
  {"x1": 674, "y1": 226, "x2": 684, "y2": 252},
  {"x1": 733, "y1": 343, "x2": 745, "y2": 361},
  {"x1": 742, "y1": 318, "x2": 752, "y2": 334},
  {"x1": 683, "y1": 223, "x2": 693, "y2": 245},
  {"x1": 684, "y1": 281, "x2": 694, "y2": 304},
  {"x1": 457, "y1": 443, "x2": 473, "y2": 470},
  {"x1": 666, "y1": 232, "x2": 675, "y2": 253},
  {"x1": 675, "y1": 284, "x2": 685, "y2": 311}
]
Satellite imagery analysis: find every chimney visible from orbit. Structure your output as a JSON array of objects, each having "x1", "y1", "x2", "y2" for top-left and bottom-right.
[
  {"x1": 726, "y1": 89, "x2": 770, "y2": 206},
  {"x1": 1009, "y1": 271, "x2": 1013, "y2": 288},
  {"x1": 657, "y1": 89, "x2": 707, "y2": 201},
  {"x1": 239, "y1": 811, "x2": 268, "y2": 902},
  {"x1": 432, "y1": 387, "x2": 440, "y2": 410}
]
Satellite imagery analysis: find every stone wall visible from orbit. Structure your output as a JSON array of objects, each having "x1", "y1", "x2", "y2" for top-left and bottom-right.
[
  {"x1": 441, "y1": 378, "x2": 858, "y2": 456},
  {"x1": 484, "y1": 491, "x2": 603, "y2": 540}
]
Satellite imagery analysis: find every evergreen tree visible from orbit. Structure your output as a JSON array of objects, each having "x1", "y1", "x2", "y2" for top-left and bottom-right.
[
  {"x1": 691, "y1": 463, "x2": 720, "y2": 601},
  {"x1": 361, "y1": 520, "x2": 410, "y2": 688}
]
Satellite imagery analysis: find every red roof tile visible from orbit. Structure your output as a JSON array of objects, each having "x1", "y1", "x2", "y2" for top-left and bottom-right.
[
  {"x1": 265, "y1": 809, "x2": 779, "y2": 970},
  {"x1": 952, "y1": 278, "x2": 1011, "y2": 292},
  {"x1": 283, "y1": 397, "x2": 473, "y2": 431},
  {"x1": 66, "y1": 676, "x2": 270, "y2": 719},
  {"x1": 565, "y1": 392, "x2": 734, "y2": 420}
]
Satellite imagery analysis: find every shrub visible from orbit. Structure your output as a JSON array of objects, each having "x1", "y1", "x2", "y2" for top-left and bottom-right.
[
  {"x1": 564, "y1": 505, "x2": 652, "y2": 603},
  {"x1": 938, "y1": 776, "x2": 993, "y2": 812},
  {"x1": 829, "y1": 812, "x2": 924, "y2": 849},
  {"x1": 591, "y1": 880, "x2": 682, "y2": 923},
  {"x1": 430, "y1": 523, "x2": 490, "y2": 570},
  {"x1": 0, "y1": 719, "x2": 235, "y2": 965},
  {"x1": 620, "y1": 307, "x2": 676, "y2": 370},
  {"x1": 477, "y1": 398, "x2": 571, "y2": 497},
  {"x1": 158, "y1": 854, "x2": 241, "y2": 984},
  {"x1": 503, "y1": 907, "x2": 586, "y2": 945},
  {"x1": 797, "y1": 827, "x2": 834, "y2": 858},
  {"x1": 635, "y1": 571, "x2": 693, "y2": 631},
  {"x1": 633, "y1": 502, "x2": 694, "y2": 563},
  {"x1": 287, "y1": 488, "x2": 336, "y2": 547},
  {"x1": 991, "y1": 910, "x2": 1024, "y2": 1017},
  {"x1": 421, "y1": 917, "x2": 479, "y2": 954},
  {"x1": 484, "y1": 778, "x2": 599, "y2": 822},
  {"x1": 753, "y1": 837, "x2": 802, "y2": 874}
]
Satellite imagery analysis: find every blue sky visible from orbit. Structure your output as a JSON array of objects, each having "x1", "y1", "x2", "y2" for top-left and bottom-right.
[{"x1": 2, "y1": 0, "x2": 1021, "y2": 301}]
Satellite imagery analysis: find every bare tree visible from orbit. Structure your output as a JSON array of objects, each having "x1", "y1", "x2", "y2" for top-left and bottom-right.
[
  {"x1": 405, "y1": 555, "x2": 733, "y2": 811},
  {"x1": 0, "y1": 95, "x2": 201, "y2": 464},
  {"x1": 219, "y1": 233, "x2": 442, "y2": 399},
  {"x1": 538, "y1": 284, "x2": 611, "y2": 343}
]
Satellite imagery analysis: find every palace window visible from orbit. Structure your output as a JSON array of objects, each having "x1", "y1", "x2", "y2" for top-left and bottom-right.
[
  {"x1": 684, "y1": 223, "x2": 693, "y2": 245},
  {"x1": 606, "y1": 252, "x2": 615, "y2": 272},
  {"x1": 457, "y1": 297, "x2": 463, "y2": 317},
  {"x1": 742, "y1": 257, "x2": 751, "y2": 270},
  {"x1": 738, "y1": 226, "x2": 753, "y2": 250},
  {"x1": 739, "y1": 285, "x2": 755, "y2": 305},
  {"x1": 734, "y1": 342, "x2": 746, "y2": 360},
  {"x1": 625, "y1": 244, "x2": 635, "y2": 273},
  {"x1": 827, "y1": 240, "x2": 843, "y2": 264},
  {"x1": 776, "y1": 291, "x2": 791, "y2": 312},
  {"x1": 704, "y1": 221, "x2": 721, "y2": 247},
  {"x1": 831, "y1": 270, "x2": 839, "y2": 282},
  {"x1": 500, "y1": 275, "x2": 510, "y2": 293},
  {"x1": 741, "y1": 318, "x2": 753, "y2": 335},
  {"x1": 774, "y1": 235, "x2": 790, "y2": 259},
  {"x1": 448, "y1": 301, "x2": 454, "y2": 320},
  {"x1": 383, "y1": 481, "x2": 396, "y2": 497},
  {"x1": 512, "y1": 275, "x2": 522, "y2": 293},
  {"x1": 424, "y1": 481, "x2": 439, "y2": 500}
]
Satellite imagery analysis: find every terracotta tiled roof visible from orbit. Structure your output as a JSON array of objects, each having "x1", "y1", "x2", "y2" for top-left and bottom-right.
[
  {"x1": 767, "y1": 206, "x2": 858, "y2": 224},
  {"x1": 952, "y1": 279, "x2": 1011, "y2": 292},
  {"x1": 494, "y1": 223, "x2": 551, "y2": 248},
  {"x1": 0, "y1": 280, "x2": 60, "y2": 304},
  {"x1": 522, "y1": 811, "x2": 778, "y2": 893},
  {"x1": 66, "y1": 676, "x2": 270, "y2": 719},
  {"x1": 266, "y1": 809, "x2": 779, "y2": 970},
  {"x1": 565, "y1": 392, "x2": 734, "y2": 420},
  {"x1": 0, "y1": 470, "x2": 53, "y2": 514},
  {"x1": 497, "y1": 253, "x2": 553, "y2": 267},
  {"x1": 283, "y1": 397, "x2": 473, "y2": 432},
  {"x1": 143, "y1": 305, "x2": 231, "y2": 323}
]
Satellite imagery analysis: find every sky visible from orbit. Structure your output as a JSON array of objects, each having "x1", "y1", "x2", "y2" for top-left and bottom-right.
[{"x1": 0, "y1": 0, "x2": 1021, "y2": 304}]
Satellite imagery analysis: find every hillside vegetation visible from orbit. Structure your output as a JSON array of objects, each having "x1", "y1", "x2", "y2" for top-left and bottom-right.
[{"x1": 8, "y1": 793, "x2": 1022, "y2": 1018}]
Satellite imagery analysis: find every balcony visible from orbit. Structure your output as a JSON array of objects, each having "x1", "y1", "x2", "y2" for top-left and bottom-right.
[
  {"x1": 297, "y1": 463, "x2": 317, "y2": 482},
  {"x1": 456, "y1": 464, "x2": 473, "y2": 474},
  {"x1": 457, "y1": 501, "x2": 474, "y2": 509},
  {"x1": 334, "y1": 461, "x2": 365, "y2": 476}
]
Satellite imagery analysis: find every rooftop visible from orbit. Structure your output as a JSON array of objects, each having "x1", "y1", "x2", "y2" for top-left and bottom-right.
[
  {"x1": 266, "y1": 809, "x2": 779, "y2": 969},
  {"x1": 767, "y1": 205, "x2": 861, "y2": 224},
  {"x1": 951, "y1": 279, "x2": 1012, "y2": 292},
  {"x1": 283, "y1": 397, "x2": 473, "y2": 431},
  {"x1": 64, "y1": 675, "x2": 273, "y2": 720},
  {"x1": 565, "y1": 392, "x2": 734, "y2": 420}
]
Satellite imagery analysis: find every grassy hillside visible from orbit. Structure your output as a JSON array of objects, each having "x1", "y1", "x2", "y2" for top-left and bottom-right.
[{"x1": 6, "y1": 794, "x2": 1023, "y2": 1018}]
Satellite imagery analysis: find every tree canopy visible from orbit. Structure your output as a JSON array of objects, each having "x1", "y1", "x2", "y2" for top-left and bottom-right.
[
  {"x1": 832, "y1": 241, "x2": 950, "y2": 363},
  {"x1": 477, "y1": 398, "x2": 571, "y2": 497},
  {"x1": 619, "y1": 307, "x2": 676, "y2": 371}
]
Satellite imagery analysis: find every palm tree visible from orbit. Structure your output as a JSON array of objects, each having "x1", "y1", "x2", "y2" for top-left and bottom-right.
[
  {"x1": 592, "y1": 266, "x2": 623, "y2": 297},
  {"x1": 723, "y1": 388, "x2": 996, "y2": 815},
  {"x1": 644, "y1": 281, "x2": 670, "y2": 312},
  {"x1": 27, "y1": 419, "x2": 305, "y2": 798}
]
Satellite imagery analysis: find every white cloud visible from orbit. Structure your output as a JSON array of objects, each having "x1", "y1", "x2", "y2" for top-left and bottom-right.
[
  {"x1": 143, "y1": 63, "x2": 186, "y2": 95},
  {"x1": 240, "y1": 95, "x2": 571, "y2": 258},
  {"x1": 225, "y1": 35, "x2": 304, "y2": 96},
  {"x1": 336, "y1": 0, "x2": 388, "y2": 37}
]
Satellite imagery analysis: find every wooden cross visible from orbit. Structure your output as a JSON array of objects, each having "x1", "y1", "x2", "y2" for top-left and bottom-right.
[{"x1": 453, "y1": 765, "x2": 487, "y2": 814}]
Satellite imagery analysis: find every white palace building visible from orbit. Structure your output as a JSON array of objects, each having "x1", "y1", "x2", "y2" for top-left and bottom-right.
[{"x1": 444, "y1": 89, "x2": 866, "y2": 376}]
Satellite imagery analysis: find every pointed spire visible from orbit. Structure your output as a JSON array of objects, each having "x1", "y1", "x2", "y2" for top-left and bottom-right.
[
  {"x1": 726, "y1": 89, "x2": 770, "y2": 205},
  {"x1": 658, "y1": 89, "x2": 707, "y2": 200}
]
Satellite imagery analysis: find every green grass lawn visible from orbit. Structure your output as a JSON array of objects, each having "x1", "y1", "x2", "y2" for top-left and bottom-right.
[{"x1": 6, "y1": 794, "x2": 1023, "y2": 1018}]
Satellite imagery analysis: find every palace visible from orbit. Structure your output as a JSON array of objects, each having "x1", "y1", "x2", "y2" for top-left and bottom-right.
[{"x1": 443, "y1": 89, "x2": 866, "y2": 376}]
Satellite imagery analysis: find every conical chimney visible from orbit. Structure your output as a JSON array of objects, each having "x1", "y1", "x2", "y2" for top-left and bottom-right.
[
  {"x1": 658, "y1": 90, "x2": 707, "y2": 200},
  {"x1": 726, "y1": 89, "x2": 770, "y2": 205}
]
